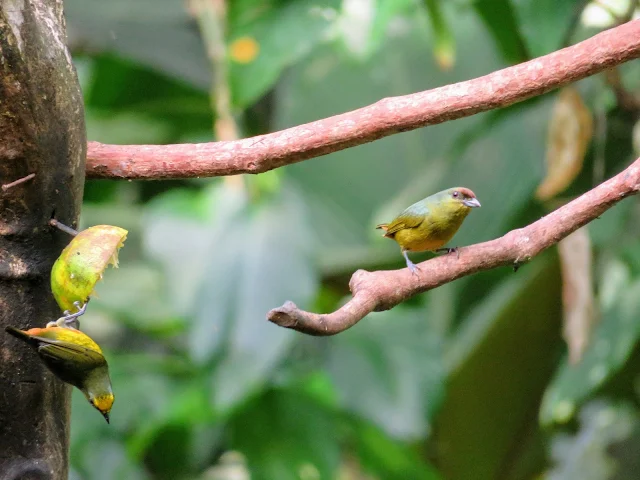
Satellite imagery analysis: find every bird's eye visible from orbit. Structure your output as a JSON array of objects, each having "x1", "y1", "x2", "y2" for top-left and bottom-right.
[{"x1": 452, "y1": 191, "x2": 459, "y2": 198}]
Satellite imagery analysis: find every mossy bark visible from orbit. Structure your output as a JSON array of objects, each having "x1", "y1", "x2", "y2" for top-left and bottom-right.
[{"x1": 0, "y1": 0, "x2": 85, "y2": 478}]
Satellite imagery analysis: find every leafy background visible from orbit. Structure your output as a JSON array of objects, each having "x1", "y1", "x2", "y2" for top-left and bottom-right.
[{"x1": 63, "y1": 0, "x2": 640, "y2": 478}]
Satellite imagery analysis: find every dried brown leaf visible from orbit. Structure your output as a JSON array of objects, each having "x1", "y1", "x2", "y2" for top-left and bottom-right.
[
  {"x1": 558, "y1": 227, "x2": 596, "y2": 364},
  {"x1": 537, "y1": 88, "x2": 594, "y2": 201}
]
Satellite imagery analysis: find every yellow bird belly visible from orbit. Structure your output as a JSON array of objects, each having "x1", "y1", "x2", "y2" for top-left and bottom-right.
[{"x1": 393, "y1": 216, "x2": 465, "y2": 252}]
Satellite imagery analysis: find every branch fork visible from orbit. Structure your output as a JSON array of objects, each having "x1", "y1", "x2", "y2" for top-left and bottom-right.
[{"x1": 268, "y1": 157, "x2": 640, "y2": 335}]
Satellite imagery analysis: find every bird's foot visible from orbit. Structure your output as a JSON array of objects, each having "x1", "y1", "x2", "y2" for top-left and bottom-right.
[
  {"x1": 435, "y1": 247, "x2": 460, "y2": 259},
  {"x1": 407, "y1": 261, "x2": 421, "y2": 276},
  {"x1": 55, "y1": 299, "x2": 90, "y2": 328},
  {"x1": 402, "y1": 251, "x2": 420, "y2": 276}
]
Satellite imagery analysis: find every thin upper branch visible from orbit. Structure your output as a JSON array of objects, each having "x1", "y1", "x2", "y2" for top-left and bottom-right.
[
  {"x1": 86, "y1": 20, "x2": 640, "y2": 180},
  {"x1": 267, "y1": 157, "x2": 640, "y2": 335}
]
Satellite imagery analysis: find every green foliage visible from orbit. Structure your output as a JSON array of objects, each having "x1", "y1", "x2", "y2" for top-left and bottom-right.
[
  {"x1": 545, "y1": 401, "x2": 640, "y2": 480},
  {"x1": 65, "y1": 0, "x2": 640, "y2": 478},
  {"x1": 228, "y1": 0, "x2": 342, "y2": 108},
  {"x1": 228, "y1": 388, "x2": 341, "y2": 480},
  {"x1": 541, "y1": 259, "x2": 640, "y2": 426},
  {"x1": 326, "y1": 306, "x2": 446, "y2": 440}
]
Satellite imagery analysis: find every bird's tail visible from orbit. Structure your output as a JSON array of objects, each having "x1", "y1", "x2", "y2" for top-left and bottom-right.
[
  {"x1": 5, "y1": 326, "x2": 35, "y2": 346},
  {"x1": 376, "y1": 223, "x2": 392, "y2": 238}
]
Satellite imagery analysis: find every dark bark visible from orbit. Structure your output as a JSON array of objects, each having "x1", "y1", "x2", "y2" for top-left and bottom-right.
[{"x1": 0, "y1": 0, "x2": 86, "y2": 478}]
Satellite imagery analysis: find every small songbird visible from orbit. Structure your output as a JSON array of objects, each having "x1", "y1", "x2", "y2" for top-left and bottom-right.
[
  {"x1": 6, "y1": 325, "x2": 114, "y2": 423},
  {"x1": 376, "y1": 187, "x2": 481, "y2": 274}
]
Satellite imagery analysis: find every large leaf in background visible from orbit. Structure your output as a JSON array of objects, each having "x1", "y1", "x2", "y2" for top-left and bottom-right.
[
  {"x1": 72, "y1": 438, "x2": 149, "y2": 480},
  {"x1": 346, "y1": 418, "x2": 443, "y2": 480},
  {"x1": 143, "y1": 182, "x2": 318, "y2": 412},
  {"x1": 511, "y1": 0, "x2": 581, "y2": 56},
  {"x1": 66, "y1": 0, "x2": 210, "y2": 90},
  {"x1": 365, "y1": 0, "x2": 417, "y2": 58},
  {"x1": 228, "y1": 0, "x2": 341, "y2": 108},
  {"x1": 472, "y1": 0, "x2": 529, "y2": 64},
  {"x1": 545, "y1": 401, "x2": 638, "y2": 480},
  {"x1": 80, "y1": 56, "x2": 213, "y2": 142},
  {"x1": 540, "y1": 259, "x2": 640, "y2": 426},
  {"x1": 326, "y1": 305, "x2": 445, "y2": 440},
  {"x1": 436, "y1": 257, "x2": 563, "y2": 480},
  {"x1": 228, "y1": 389, "x2": 340, "y2": 480}
]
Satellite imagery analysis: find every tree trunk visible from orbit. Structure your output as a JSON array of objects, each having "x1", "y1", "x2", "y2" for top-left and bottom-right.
[{"x1": 0, "y1": 0, "x2": 85, "y2": 478}]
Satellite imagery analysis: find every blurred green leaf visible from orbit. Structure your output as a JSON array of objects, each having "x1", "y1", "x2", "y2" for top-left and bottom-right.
[
  {"x1": 66, "y1": 0, "x2": 210, "y2": 89},
  {"x1": 73, "y1": 436, "x2": 149, "y2": 480},
  {"x1": 326, "y1": 305, "x2": 445, "y2": 440},
  {"x1": 82, "y1": 56, "x2": 212, "y2": 142},
  {"x1": 205, "y1": 185, "x2": 318, "y2": 411},
  {"x1": 472, "y1": 0, "x2": 529, "y2": 64},
  {"x1": 366, "y1": 0, "x2": 417, "y2": 58},
  {"x1": 346, "y1": 417, "x2": 443, "y2": 480},
  {"x1": 144, "y1": 182, "x2": 319, "y2": 412},
  {"x1": 228, "y1": 389, "x2": 340, "y2": 480},
  {"x1": 436, "y1": 257, "x2": 563, "y2": 480},
  {"x1": 541, "y1": 259, "x2": 640, "y2": 426},
  {"x1": 424, "y1": 0, "x2": 456, "y2": 70},
  {"x1": 588, "y1": 200, "x2": 633, "y2": 247},
  {"x1": 91, "y1": 262, "x2": 182, "y2": 335},
  {"x1": 545, "y1": 401, "x2": 638, "y2": 480},
  {"x1": 143, "y1": 185, "x2": 234, "y2": 322},
  {"x1": 511, "y1": 0, "x2": 582, "y2": 56},
  {"x1": 143, "y1": 423, "x2": 192, "y2": 479},
  {"x1": 86, "y1": 111, "x2": 172, "y2": 145},
  {"x1": 229, "y1": 0, "x2": 341, "y2": 108}
]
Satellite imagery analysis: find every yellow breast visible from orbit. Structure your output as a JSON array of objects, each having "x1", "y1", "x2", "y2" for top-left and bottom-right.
[{"x1": 394, "y1": 212, "x2": 468, "y2": 252}]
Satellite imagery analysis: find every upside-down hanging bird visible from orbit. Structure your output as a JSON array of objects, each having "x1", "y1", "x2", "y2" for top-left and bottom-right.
[
  {"x1": 376, "y1": 187, "x2": 481, "y2": 274},
  {"x1": 5, "y1": 325, "x2": 114, "y2": 423}
]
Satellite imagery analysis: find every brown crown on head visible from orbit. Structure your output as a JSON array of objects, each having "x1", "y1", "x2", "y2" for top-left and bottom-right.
[{"x1": 456, "y1": 187, "x2": 476, "y2": 198}]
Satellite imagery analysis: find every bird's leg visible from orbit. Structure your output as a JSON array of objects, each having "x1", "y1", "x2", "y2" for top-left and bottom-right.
[
  {"x1": 54, "y1": 299, "x2": 90, "y2": 328},
  {"x1": 402, "y1": 250, "x2": 420, "y2": 276},
  {"x1": 435, "y1": 247, "x2": 460, "y2": 259}
]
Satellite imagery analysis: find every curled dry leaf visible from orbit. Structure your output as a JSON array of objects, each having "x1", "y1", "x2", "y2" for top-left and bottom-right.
[
  {"x1": 536, "y1": 87, "x2": 594, "y2": 201},
  {"x1": 50, "y1": 225, "x2": 128, "y2": 312},
  {"x1": 558, "y1": 227, "x2": 596, "y2": 365},
  {"x1": 633, "y1": 118, "x2": 640, "y2": 156}
]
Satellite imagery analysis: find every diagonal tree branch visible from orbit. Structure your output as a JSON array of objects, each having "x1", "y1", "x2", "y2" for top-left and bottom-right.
[
  {"x1": 267, "y1": 156, "x2": 640, "y2": 335},
  {"x1": 86, "y1": 20, "x2": 640, "y2": 180}
]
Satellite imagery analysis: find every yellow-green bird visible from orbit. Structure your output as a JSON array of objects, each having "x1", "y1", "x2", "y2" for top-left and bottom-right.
[
  {"x1": 6, "y1": 325, "x2": 114, "y2": 423},
  {"x1": 377, "y1": 187, "x2": 481, "y2": 274}
]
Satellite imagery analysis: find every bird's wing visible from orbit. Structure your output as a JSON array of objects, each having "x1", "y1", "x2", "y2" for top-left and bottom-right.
[
  {"x1": 37, "y1": 340, "x2": 105, "y2": 370},
  {"x1": 384, "y1": 202, "x2": 429, "y2": 235}
]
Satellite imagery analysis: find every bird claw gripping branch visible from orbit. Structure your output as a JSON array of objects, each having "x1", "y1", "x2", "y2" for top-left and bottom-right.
[{"x1": 47, "y1": 299, "x2": 89, "y2": 329}]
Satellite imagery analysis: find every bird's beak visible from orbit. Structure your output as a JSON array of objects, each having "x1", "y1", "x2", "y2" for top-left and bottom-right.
[
  {"x1": 102, "y1": 412, "x2": 110, "y2": 424},
  {"x1": 463, "y1": 198, "x2": 481, "y2": 208}
]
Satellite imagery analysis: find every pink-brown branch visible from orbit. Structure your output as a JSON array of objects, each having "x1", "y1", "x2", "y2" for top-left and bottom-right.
[
  {"x1": 267, "y1": 157, "x2": 640, "y2": 335},
  {"x1": 86, "y1": 20, "x2": 640, "y2": 180}
]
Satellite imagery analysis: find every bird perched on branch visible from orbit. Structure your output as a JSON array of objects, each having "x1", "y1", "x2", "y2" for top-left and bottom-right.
[
  {"x1": 376, "y1": 187, "x2": 481, "y2": 274},
  {"x1": 5, "y1": 325, "x2": 114, "y2": 423}
]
